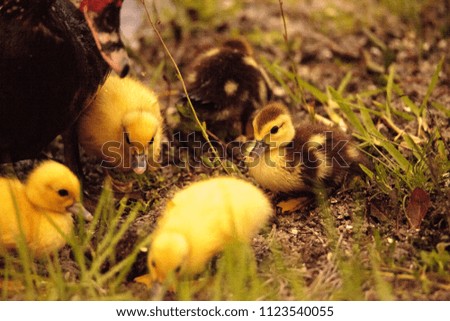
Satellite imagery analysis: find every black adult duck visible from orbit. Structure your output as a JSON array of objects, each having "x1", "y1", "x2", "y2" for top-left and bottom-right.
[{"x1": 0, "y1": 0, "x2": 129, "y2": 165}]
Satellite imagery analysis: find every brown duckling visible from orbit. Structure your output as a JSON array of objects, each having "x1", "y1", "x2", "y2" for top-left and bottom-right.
[
  {"x1": 180, "y1": 38, "x2": 273, "y2": 141},
  {"x1": 245, "y1": 102, "x2": 370, "y2": 194}
]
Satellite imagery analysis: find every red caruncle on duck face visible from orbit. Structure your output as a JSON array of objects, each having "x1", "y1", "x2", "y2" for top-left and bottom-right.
[
  {"x1": 78, "y1": 0, "x2": 130, "y2": 77},
  {"x1": 80, "y1": 0, "x2": 123, "y2": 13}
]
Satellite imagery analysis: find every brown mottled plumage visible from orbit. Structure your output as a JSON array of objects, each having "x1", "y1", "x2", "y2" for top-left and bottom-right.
[
  {"x1": 246, "y1": 102, "x2": 370, "y2": 194},
  {"x1": 181, "y1": 38, "x2": 273, "y2": 140}
]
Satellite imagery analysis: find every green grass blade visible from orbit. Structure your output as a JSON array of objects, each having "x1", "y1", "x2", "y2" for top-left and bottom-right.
[
  {"x1": 378, "y1": 139, "x2": 411, "y2": 172},
  {"x1": 329, "y1": 89, "x2": 367, "y2": 137},
  {"x1": 337, "y1": 71, "x2": 353, "y2": 95},
  {"x1": 420, "y1": 56, "x2": 445, "y2": 113},
  {"x1": 385, "y1": 65, "x2": 395, "y2": 119}
]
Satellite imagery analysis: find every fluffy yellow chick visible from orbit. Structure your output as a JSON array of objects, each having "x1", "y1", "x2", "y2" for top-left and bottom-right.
[
  {"x1": 78, "y1": 75, "x2": 163, "y2": 174},
  {"x1": 0, "y1": 161, "x2": 92, "y2": 258},
  {"x1": 246, "y1": 102, "x2": 370, "y2": 193},
  {"x1": 147, "y1": 176, "x2": 273, "y2": 285}
]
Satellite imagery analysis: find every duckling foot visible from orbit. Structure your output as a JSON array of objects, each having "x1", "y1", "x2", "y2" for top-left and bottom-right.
[
  {"x1": 134, "y1": 273, "x2": 153, "y2": 288},
  {"x1": 0, "y1": 278, "x2": 25, "y2": 294},
  {"x1": 276, "y1": 196, "x2": 313, "y2": 214},
  {"x1": 234, "y1": 135, "x2": 248, "y2": 143},
  {"x1": 111, "y1": 179, "x2": 135, "y2": 194},
  {"x1": 134, "y1": 274, "x2": 178, "y2": 295},
  {"x1": 103, "y1": 169, "x2": 135, "y2": 194}
]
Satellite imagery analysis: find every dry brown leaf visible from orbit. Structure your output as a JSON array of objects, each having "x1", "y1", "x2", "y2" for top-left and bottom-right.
[{"x1": 405, "y1": 187, "x2": 431, "y2": 229}]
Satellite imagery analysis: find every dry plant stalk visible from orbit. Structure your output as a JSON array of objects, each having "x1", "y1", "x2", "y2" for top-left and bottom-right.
[{"x1": 140, "y1": 0, "x2": 231, "y2": 174}]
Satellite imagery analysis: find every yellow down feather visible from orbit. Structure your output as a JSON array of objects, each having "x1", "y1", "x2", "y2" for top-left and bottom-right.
[
  {"x1": 0, "y1": 161, "x2": 90, "y2": 258},
  {"x1": 77, "y1": 75, "x2": 163, "y2": 174},
  {"x1": 146, "y1": 176, "x2": 273, "y2": 285}
]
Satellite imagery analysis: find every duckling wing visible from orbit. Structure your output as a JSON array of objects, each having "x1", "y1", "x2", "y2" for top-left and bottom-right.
[
  {"x1": 293, "y1": 123, "x2": 367, "y2": 188},
  {"x1": 0, "y1": 179, "x2": 32, "y2": 248}
]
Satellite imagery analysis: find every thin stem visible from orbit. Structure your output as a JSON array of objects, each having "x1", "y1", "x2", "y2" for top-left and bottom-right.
[
  {"x1": 140, "y1": 1, "x2": 231, "y2": 174},
  {"x1": 278, "y1": 0, "x2": 309, "y2": 114}
]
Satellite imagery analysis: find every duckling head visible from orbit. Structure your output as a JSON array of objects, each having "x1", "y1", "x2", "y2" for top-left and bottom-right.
[
  {"x1": 250, "y1": 102, "x2": 296, "y2": 156},
  {"x1": 148, "y1": 232, "x2": 189, "y2": 285},
  {"x1": 221, "y1": 38, "x2": 253, "y2": 56},
  {"x1": 24, "y1": 161, "x2": 92, "y2": 220},
  {"x1": 122, "y1": 110, "x2": 162, "y2": 174}
]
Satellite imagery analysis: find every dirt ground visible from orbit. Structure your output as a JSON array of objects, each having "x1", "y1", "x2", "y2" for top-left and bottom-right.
[
  {"x1": 124, "y1": 0, "x2": 449, "y2": 299},
  {"x1": 4, "y1": 0, "x2": 449, "y2": 300}
]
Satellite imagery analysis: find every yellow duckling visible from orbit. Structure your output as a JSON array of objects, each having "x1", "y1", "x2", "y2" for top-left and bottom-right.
[
  {"x1": 78, "y1": 75, "x2": 164, "y2": 174},
  {"x1": 145, "y1": 176, "x2": 273, "y2": 285},
  {"x1": 246, "y1": 102, "x2": 370, "y2": 194},
  {"x1": 181, "y1": 37, "x2": 273, "y2": 140},
  {"x1": 0, "y1": 161, "x2": 92, "y2": 258}
]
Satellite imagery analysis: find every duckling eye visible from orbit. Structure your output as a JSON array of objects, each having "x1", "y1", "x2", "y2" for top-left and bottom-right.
[
  {"x1": 151, "y1": 260, "x2": 156, "y2": 268},
  {"x1": 149, "y1": 137, "x2": 155, "y2": 145},
  {"x1": 270, "y1": 126, "x2": 279, "y2": 134},
  {"x1": 174, "y1": 265, "x2": 181, "y2": 274},
  {"x1": 58, "y1": 189, "x2": 69, "y2": 197}
]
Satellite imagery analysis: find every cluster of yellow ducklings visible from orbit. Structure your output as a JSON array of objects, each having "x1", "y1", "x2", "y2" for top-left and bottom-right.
[
  {"x1": 0, "y1": 162, "x2": 272, "y2": 287},
  {"x1": 0, "y1": 38, "x2": 368, "y2": 288}
]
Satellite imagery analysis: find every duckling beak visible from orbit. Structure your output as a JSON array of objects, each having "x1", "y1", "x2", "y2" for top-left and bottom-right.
[
  {"x1": 250, "y1": 140, "x2": 270, "y2": 157},
  {"x1": 82, "y1": 1, "x2": 130, "y2": 77},
  {"x1": 132, "y1": 153, "x2": 147, "y2": 175},
  {"x1": 156, "y1": 274, "x2": 165, "y2": 284},
  {"x1": 67, "y1": 202, "x2": 93, "y2": 222},
  {"x1": 148, "y1": 270, "x2": 161, "y2": 285}
]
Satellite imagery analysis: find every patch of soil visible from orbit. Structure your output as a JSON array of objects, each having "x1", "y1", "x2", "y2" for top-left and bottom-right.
[
  {"x1": 2, "y1": 0, "x2": 448, "y2": 300},
  {"x1": 120, "y1": 0, "x2": 450, "y2": 300}
]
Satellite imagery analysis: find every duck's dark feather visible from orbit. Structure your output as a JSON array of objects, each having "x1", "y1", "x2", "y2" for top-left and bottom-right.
[{"x1": 0, "y1": 0, "x2": 109, "y2": 162}]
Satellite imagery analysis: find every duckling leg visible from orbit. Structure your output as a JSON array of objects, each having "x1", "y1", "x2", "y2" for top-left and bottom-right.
[
  {"x1": 102, "y1": 168, "x2": 135, "y2": 194},
  {"x1": 0, "y1": 278, "x2": 26, "y2": 294},
  {"x1": 241, "y1": 104, "x2": 254, "y2": 139},
  {"x1": 276, "y1": 196, "x2": 314, "y2": 214},
  {"x1": 62, "y1": 126, "x2": 83, "y2": 178},
  {"x1": 276, "y1": 197, "x2": 310, "y2": 214}
]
